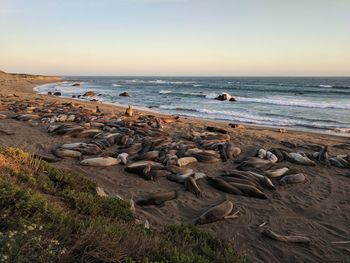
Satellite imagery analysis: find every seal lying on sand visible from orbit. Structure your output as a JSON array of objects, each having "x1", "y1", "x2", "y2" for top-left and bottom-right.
[
  {"x1": 136, "y1": 190, "x2": 177, "y2": 206},
  {"x1": 283, "y1": 152, "x2": 315, "y2": 166},
  {"x1": 185, "y1": 174, "x2": 202, "y2": 196},
  {"x1": 264, "y1": 167, "x2": 289, "y2": 178},
  {"x1": 52, "y1": 148, "x2": 82, "y2": 158},
  {"x1": 280, "y1": 173, "x2": 306, "y2": 185},
  {"x1": 195, "y1": 200, "x2": 239, "y2": 225},
  {"x1": 237, "y1": 157, "x2": 274, "y2": 171},
  {"x1": 207, "y1": 177, "x2": 243, "y2": 195},
  {"x1": 80, "y1": 157, "x2": 120, "y2": 167}
]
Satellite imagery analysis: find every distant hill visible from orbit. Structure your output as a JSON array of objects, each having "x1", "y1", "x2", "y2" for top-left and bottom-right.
[{"x1": 0, "y1": 70, "x2": 60, "y2": 80}]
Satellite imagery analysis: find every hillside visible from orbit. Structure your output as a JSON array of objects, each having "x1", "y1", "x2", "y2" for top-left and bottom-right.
[{"x1": 0, "y1": 147, "x2": 245, "y2": 263}]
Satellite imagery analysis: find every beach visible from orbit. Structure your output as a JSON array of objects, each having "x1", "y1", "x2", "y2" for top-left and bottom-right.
[{"x1": 1, "y1": 71, "x2": 350, "y2": 262}]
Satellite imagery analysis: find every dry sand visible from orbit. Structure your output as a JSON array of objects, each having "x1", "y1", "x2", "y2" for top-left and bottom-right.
[{"x1": 1, "y1": 71, "x2": 349, "y2": 262}]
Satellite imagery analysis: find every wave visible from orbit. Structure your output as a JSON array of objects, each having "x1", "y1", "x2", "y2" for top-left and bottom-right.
[
  {"x1": 236, "y1": 97, "x2": 350, "y2": 109},
  {"x1": 158, "y1": 105, "x2": 349, "y2": 130},
  {"x1": 121, "y1": 79, "x2": 197, "y2": 85},
  {"x1": 112, "y1": 83, "x2": 121, "y2": 87},
  {"x1": 159, "y1": 90, "x2": 172, "y2": 94},
  {"x1": 158, "y1": 90, "x2": 218, "y2": 98}
]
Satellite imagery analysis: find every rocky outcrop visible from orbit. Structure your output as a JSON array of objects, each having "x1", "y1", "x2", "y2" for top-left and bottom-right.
[
  {"x1": 215, "y1": 92, "x2": 236, "y2": 101},
  {"x1": 119, "y1": 92, "x2": 129, "y2": 97},
  {"x1": 83, "y1": 91, "x2": 96, "y2": 97}
]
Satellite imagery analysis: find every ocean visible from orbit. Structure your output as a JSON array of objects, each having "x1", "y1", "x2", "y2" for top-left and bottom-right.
[{"x1": 34, "y1": 77, "x2": 350, "y2": 136}]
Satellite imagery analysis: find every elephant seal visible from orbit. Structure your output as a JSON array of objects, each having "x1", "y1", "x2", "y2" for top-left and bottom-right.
[
  {"x1": 195, "y1": 200, "x2": 239, "y2": 225},
  {"x1": 192, "y1": 152, "x2": 221, "y2": 163},
  {"x1": 185, "y1": 174, "x2": 202, "y2": 196},
  {"x1": 117, "y1": 153, "x2": 128, "y2": 165},
  {"x1": 226, "y1": 143, "x2": 241, "y2": 159},
  {"x1": 80, "y1": 157, "x2": 120, "y2": 167},
  {"x1": 221, "y1": 177, "x2": 263, "y2": 191},
  {"x1": 280, "y1": 173, "x2": 306, "y2": 185},
  {"x1": 207, "y1": 177, "x2": 243, "y2": 195},
  {"x1": 266, "y1": 151, "x2": 278, "y2": 163},
  {"x1": 329, "y1": 158, "x2": 344, "y2": 168},
  {"x1": 228, "y1": 182, "x2": 267, "y2": 199},
  {"x1": 177, "y1": 157, "x2": 197, "y2": 167},
  {"x1": 167, "y1": 169, "x2": 194, "y2": 184},
  {"x1": 136, "y1": 190, "x2": 177, "y2": 206},
  {"x1": 283, "y1": 152, "x2": 315, "y2": 166},
  {"x1": 133, "y1": 151, "x2": 159, "y2": 161},
  {"x1": 245, "y1": 171, "x2": 276, "y2": 190},
  {"x1": 258, "y1": 149, "x2": 267, "y2": 159},
  {"x1": 76, "y1": 129, "x2": 101, "y2": 138},
  {"x1": 268, "y1": 148, "x2": 284, "y2": 162},
  {"x1": 237, "y1": 157, "x2": 274, "y2": 171},
  {"x1": 125, "y1": 105, "x2": 133, "y2": 117},
  {"x1": 52, "y1": 148, "x2": 82, "y2": 158},
  {"x1": 313, "y1": 146, "x2": 331, "y2": 167},
  {"x1": 125, "y1": 161, "x2": 163, "y2": 179},
  {"x1": 264, "y1": 167, "x2": 289, "y2": 178},
  {"x1": 206, "y1": 126, "x2": 228, "y2": 134}
]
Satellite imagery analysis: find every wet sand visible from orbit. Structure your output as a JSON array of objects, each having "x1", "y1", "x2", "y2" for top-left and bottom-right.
[{"x1": 1, "y1": 71, "x2": 349, "y2": 262}]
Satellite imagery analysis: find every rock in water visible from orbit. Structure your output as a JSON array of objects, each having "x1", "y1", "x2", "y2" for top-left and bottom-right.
[
  {"x1": 119, "y1": 92, "x2": 129, "y2": 97},
  {"x1": 215, "y1": 92, "x2": 236, "y2": 101},
  {"x1": 83, "y1": 91, "x2": 96, "y2": 97}
]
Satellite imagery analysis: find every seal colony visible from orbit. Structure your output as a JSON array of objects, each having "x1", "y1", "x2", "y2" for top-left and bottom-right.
[{"x1": 1, "y1": 73, "x2": 350, "y2": 262}]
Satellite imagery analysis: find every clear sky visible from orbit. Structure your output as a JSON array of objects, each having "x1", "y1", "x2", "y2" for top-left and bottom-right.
[{"x1": 1, "y1": 0, "x2": 349, "y2": 76}]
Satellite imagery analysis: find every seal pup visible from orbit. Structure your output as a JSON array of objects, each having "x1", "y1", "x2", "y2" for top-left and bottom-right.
[
  {"x1": 280, "y1": 173, "x2": 306, "y2": 185},
  {"x1": 185, "y1": 174, "x2": 202, "y2": 197},
  {"x1": 136, "y1": 190, "x2": 177, "y2": 206},
  {"x1": 80, "y1": 157, "x2": 120, "y2": 167},
  {"x1": 195, "y1": 200, "x2": 239, "y2": 225}
]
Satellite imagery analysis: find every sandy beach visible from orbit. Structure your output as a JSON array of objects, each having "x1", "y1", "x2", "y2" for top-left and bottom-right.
[{"x1": 1, "y1": 71, "x2": 350, "y2": 262}]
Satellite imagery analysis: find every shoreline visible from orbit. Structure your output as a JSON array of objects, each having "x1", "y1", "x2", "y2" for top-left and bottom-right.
[
  {"x1": 34, "y1": 79, "x2": 350, "y2": 139},
  {"x1": 1, "y1": 71, "x2": 350, "y2": 262}
]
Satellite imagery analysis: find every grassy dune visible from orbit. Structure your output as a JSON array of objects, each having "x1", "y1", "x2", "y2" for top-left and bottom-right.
[{"x1": 0, "y1": 147, "x2": 245, "y2": 263}]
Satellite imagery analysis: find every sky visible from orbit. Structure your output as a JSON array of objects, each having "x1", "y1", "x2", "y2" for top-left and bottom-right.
[{"x1": 0, "y1": 0, "x2": 349, "y2": 76}]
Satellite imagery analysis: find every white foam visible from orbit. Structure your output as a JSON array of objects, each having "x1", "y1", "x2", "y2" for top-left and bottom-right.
[
  {"x1": 159, "y1": 90, "x2": 172, "y2": 94},
  {"x1": 236, "y1": 96, "x2": 350, "y2": 109}
]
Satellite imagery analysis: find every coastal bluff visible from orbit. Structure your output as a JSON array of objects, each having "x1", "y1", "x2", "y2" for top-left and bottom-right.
[{"x1": 0, "y1": 70, "x2": 61, "y2": 81}]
